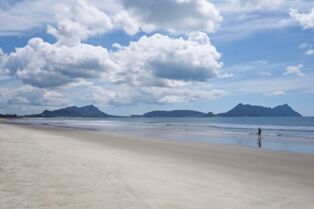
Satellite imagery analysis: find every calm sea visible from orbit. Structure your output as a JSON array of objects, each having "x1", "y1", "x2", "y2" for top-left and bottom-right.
[{"x1": 11, "y1": 117, "x2": 314, "y2": 154}]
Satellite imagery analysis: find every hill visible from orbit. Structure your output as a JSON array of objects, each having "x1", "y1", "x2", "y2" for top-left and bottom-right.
[
  {"x1": 217, "y1": 103, "x2": 302, "y2": 117},
  {"x1": 30, "y1": 105, "x2": 112, "y2": 117}
]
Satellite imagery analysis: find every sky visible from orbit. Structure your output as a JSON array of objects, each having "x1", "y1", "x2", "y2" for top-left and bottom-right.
[{"x1": 0, "y1": 0, "x2": 313, "y2": 116}]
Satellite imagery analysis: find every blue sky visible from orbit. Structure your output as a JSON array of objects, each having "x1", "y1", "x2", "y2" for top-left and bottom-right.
[{"x1": 0, "y1": 0, "x2": 313, "y2": 116}]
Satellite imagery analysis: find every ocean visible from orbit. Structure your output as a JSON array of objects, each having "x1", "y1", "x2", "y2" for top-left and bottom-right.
[{"x1": 10, "y1": 116, "x2": 314, "y2": 154}]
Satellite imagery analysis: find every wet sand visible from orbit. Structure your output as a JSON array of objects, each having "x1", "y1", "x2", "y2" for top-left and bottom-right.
[{"x1": 1, "y1": 123, "x2": 314, "y2": 209}]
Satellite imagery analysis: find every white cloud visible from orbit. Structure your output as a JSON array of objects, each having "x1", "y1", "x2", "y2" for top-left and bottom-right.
[
  {"x1": 4, "y1": 38, "x2": 114, "y2": 88},
  {"x1": 290, "y1": 8, "x2": 314, "y2": 29},
  {"x1": 47, "y1": 0, "x2": 113, "y2": 46},
  {"x1": 0, "y1": 0, "x2": 122, "y2": 36},
  {"x1": 271, "y1": 90, "x2": 285, "y2": 95},
  {"x1": 305, "y1": 49, "x2": 314, "y2": 55},
  {"x1": 284, "y1": 64, "x2": 305, "y2": 77},
  {"x1": 3, "y1": 31, "x2": 223, "y2": 89},
  {"x1": 0, "y1": 0, "x2": 56, "y2": 36},
  {"x1": 0, "y1": 0, "x2": 222, "y2": 36},
  {"x1": 113, "y1": 10, "x2": 140, "y2": 35},
  {"x1": 119, "y1": 0, "x2": 222, "y2": 33},
  {"x1": 111, "y1": 32, "x2": 223, "y2": 86}
]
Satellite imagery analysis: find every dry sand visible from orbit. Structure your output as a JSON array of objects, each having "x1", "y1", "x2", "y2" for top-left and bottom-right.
[{"x1": 1, "y1": 123, "x2": 314, "y2": 209}]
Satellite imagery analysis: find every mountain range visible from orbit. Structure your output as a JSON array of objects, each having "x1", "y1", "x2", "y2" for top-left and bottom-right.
[{"x1": 20, "y1": 103, "x2": 302, "y2": 118}]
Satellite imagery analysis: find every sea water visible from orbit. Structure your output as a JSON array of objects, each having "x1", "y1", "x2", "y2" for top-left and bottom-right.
[{"x1": 10, "y1": 117, "x2": 314, "y2": 154}]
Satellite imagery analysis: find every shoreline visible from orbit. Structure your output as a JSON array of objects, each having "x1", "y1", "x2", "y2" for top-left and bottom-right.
[
  {"x1": 3, "y1": 118, "x2": 314, "y2": 154},
  {"x1": 1, "y1": 123, "x2": 314, "y2": 208}
]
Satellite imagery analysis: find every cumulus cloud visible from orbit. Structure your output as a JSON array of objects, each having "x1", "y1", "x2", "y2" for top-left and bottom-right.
[
  {"x1": 284, "y1": 64, "x2": 305, "y2": 77},
  {"x1": 111, "y1": 32, "x2": 223, "y2": 86},
  {"x1": 0, "y1": 0, "x2": 222, "y2": 36},
  {"x1": 113, "y1": 10, "x2": 141, "y2": 35},
  {"x1": 3, "y1": 31, "x2": 222, "y2": 89},
  {"x1": 47, "y1": 0, "x2": 113, "y2": 46},
  {"x1": 290, "y1": 8, "x2": 314, "y2": 29},
  {"x1": 4, "y1": 38, "x2": 113, "y2": 88},
  {"x1": 118, "y1": 0, "x2": 222, "y2": 33}
]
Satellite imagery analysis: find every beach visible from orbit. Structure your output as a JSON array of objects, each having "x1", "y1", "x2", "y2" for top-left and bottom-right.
[{"x1": 1, "y1": 122, "x2": 314, "y2": 209}]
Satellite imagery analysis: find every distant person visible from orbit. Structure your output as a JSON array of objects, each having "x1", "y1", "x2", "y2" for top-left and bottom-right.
[{"x1": 257, "y1": 128, "x2": 262, "y2": 148}]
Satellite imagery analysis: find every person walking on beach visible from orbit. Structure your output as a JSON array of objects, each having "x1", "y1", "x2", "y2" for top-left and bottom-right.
[{"x1": 257, "y1": 128, "x2": 262, "y2": 148}]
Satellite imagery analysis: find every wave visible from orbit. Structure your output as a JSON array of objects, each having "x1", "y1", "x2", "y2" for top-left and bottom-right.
[
  {"x1": 144, "y1": 122, "x2": 314, "y2": 132},
  {"x1": 203, "y1": 123, "x2": 314, "y2": 132},
  {"x1": 12, "y1": 117, "x2": 314, "y2": 138}
]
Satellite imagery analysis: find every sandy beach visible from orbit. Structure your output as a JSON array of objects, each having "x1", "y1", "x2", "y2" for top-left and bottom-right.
[{"x1": 1, "y1": 122, "x2": 314, "y2": 209}]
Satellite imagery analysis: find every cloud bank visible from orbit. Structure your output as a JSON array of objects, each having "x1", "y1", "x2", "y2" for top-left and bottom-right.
[
  {"x1": 0, "y1": 0, "x2": 222, "y2": 36},
  {"x1": 0, "y1": 0, "x2": 225, "y2": 110}
]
